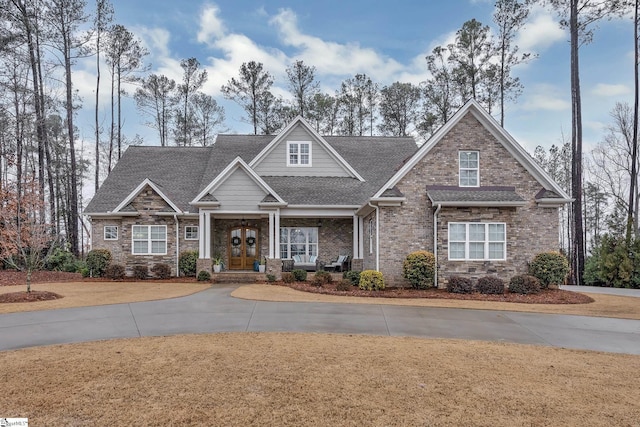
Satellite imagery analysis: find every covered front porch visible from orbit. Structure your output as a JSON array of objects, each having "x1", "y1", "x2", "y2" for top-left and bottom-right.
[{"x1": 195, "y1": 210, "x2": 365, "y2": 278}]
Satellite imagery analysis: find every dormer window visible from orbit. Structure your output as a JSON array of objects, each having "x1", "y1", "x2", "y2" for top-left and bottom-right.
[
  {"x1": 287, "y1": 141, "x2": 311, "y2": 167},
  {"x1": 459, "y1": 151, "x2": 479, "y2": 187}
]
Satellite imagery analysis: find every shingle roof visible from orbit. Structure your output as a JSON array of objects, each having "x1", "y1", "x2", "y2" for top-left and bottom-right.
[
  {"x1": 426, "y1": 186, "x2": 525, "y2": 205},
  {"x1": 85, "y1": 134, "x2": 418, "y2": 213},
  {"x1": 535, "y1": 188, "x2": 563, "y2": 199}
]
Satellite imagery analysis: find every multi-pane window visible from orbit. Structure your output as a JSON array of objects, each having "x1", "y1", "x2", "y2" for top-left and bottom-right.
[
  {"x1": 184, "y1": 226, "x2": 199, "y2": 240},
  {"x1": 280, "y1": 227, "x2": 318, "y2": 258},
  {"x1": 104, "y1": 225, "x2": 118, "y2": 240},
  {"x1": 459, "y1": 151, "x2": 479, "y2": 187},
  {"x1": 448, "y1": 223, "x2": 506, "y2": 261},
  {"x1": 287, "y1": 141, "x2": 311, "y2": 166},
  {"x1": 132, "y1": 225, "x2": 167, "y2": 255}
]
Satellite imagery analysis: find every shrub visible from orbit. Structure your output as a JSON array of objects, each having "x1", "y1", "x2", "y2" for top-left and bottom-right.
[
  {"x1": 292, "y1": 269, "x2": 307, "y2": 282},
  {"x1": 476, "y1": 276, "x2": 505, "y2": 294},
  {"x1": 314, "y1": 270, "x2": 333, "y2": 285},
  {"x1": 402, "y1": 250, "x2": 436, "y2": 289},
  {"x1": 179, "y1": 250, "x2": 198, "y2": 277},
  {"x1": 336, "y1": 279, "x2": 352, "y2": 291},
  {"x1": 86, "y1": 249, "x2": 112, "y2": 277},
  {"x1": 447, "y1": 276, "x2": 473, "y2": 294},
  {"x1": 105, "y1": 263, "x2": 125, "y2": 280},
  {"x1": 197, "y1": 270, "x2": 211, "y2": 281},
  {"x1": 310, "y1": 275, "x2": 325, "y2": 287},
  {"x1": 133, "y1": 265, "x2": 148, "y2": 280},
  {"x1": 79, "y1": 267, "x2": 90, "y2": 278},
  {"x1": 359, "y1": 270, "x2": 385, "y2": 291},
  {"x1": 266, "y1": 274, "x2": 276, "y2": 283},
  {"x1": 151, "y1": 263, "x2": 172, "y2": 279},
  {"x1": 281, "y1": 272, "x2": 295, "y2": 283},
  {"x1": 46, "y1": 246, "x2": 78, "y2": 272},
  {"x1": 529, "y1": 251, "x2": 570, "y2": 289},
  {"x1": 509, "y1": 275, "x2": 541, "y2": 294},
  {"x1": 343, "y1": 270, "x2": 361, "y2": 286}
]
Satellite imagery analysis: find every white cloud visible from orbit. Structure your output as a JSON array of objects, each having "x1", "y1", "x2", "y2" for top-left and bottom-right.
[
  {"x1": 522, "y1": 85, "x2": 570, "y2": 111},
  {"x1": 197, "y1": 4, "x2": 226, "y2": 44},
  {"x1": 516, "y1": 5, "x2": 566, "y2": 53},
  {"x1": 592, "y1": 83, "x2": 631, "y2": 97}
]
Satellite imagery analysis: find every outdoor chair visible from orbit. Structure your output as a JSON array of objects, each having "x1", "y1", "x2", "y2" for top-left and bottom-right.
[{"x1": 324, "y1": 255, "x2": 350, "y2": 272}]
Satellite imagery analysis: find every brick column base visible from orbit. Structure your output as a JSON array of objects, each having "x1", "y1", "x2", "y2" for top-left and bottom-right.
[
  {"x1": 351, "y1": 258, "x2": 363, "y2": 272},
  {"x1": 196, "y1": 258, "x2": 212, "y2": 275},
  {"x1": 266, "y1": 258, "x2": 282, "y2": 280}
]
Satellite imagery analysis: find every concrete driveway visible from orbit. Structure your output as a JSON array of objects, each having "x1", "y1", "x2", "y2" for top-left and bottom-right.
[{"x1": 1, "y1": 284, "x2": 639, "y2": 355}]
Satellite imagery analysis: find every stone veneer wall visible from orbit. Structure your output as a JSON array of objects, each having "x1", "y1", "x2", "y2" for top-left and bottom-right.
[
  {"x1": 377, "y1": 111, "x2": 561, "y2": 287},
  {"x1": 90, "y1": 186, "x2": 199, "y2": 277}
]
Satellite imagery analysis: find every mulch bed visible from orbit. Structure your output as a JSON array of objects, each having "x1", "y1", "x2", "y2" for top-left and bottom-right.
[
  {"x1": 0, "y1": 270, "x2": 82, "y2": 287},
  {"x1": 281, "y1": 282, "x2": 595, "y2": 304},
  {"x1": 0, "y1": 290, "x2": 63, "y2": 303}
]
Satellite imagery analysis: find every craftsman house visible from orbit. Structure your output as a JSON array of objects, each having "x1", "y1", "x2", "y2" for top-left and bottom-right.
[{"x1": 84, "y1": 99, "x2": 570, "y2": 287}]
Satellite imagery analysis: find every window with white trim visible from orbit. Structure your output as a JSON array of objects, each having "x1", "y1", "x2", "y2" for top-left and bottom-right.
[
  {"x1": 184, "y1": 225, "x2": 199, "y2": 240},
  {"x1": 448, "y1": 223, "x2": 505, "y2": 261},
  {"x1": 104, "y1": 225, "x2": 118, "y2": 240},
  {"x1": 132, "y1": 225, "x2": 167, "y2": 255},
  {"x1": 287, "y1": 141, "x2": 312, "y2": 166},
  {"x1": 279, "y1": 227, "x2": 318, "y2": 259},
  {"x1": 459, "y1": 151, "x2": 479, "y2": 187}
]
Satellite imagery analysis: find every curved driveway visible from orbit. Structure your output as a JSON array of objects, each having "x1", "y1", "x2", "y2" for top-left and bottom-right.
[{"x1": 0, "y1": 284, "x2": 639, "y2": 355}]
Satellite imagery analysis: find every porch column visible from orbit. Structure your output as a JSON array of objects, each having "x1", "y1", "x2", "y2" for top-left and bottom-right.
[
  {"x1": 268, "y1": 211, "x2": 275, "y2": 258},
  {"x1": 358, "y1": 217, "x2": 364, "y2": 258},
  {"x1": 274, "y1": 209, "x2": 281, "y2": 258},
  {"x1": 352, "y1": 215, "x2": 359, "y2": 258},
  {"x1": 204, "y1": 211, "x2": 211, "y2": 258},
  {"x1": 198, "y1": 211, "x2": 206, "y2": 257}
]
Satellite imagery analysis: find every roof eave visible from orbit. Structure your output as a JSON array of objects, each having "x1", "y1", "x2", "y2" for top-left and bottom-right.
[
  {"x1": 434, "y1": 201, "x2": 527, "y2": 207},
  {"x1": 369, "y1": 197, "x2": 406, "y2": 207},
  {"x1": 84, "y1": 212, "x2": 140, "y2": 217},
  {"x1": 536, "y1": 198, "x2": 573, "y2": 207}
]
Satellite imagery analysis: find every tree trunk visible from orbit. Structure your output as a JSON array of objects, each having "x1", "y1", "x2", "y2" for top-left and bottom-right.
[
  {"x1": 108, "y1": 63, "x2": 115, "y2": 172},
  {"x1": 629, "y1": 0, "x2": 640, "y2": 244},
  {"x1": 117, "y1": 64, "x2": 122, "y2": 159},
  {"x1": 26, "y1": 268, "x2": 32, "y2": 293},
  {"x1": 95, "y1": 28, "x2": 101, "y2": 192}
]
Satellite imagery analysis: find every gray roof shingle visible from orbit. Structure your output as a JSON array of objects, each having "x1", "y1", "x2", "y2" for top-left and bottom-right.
[{"x1": 426, "y1": 186, "x2": 525, "y2": 205}]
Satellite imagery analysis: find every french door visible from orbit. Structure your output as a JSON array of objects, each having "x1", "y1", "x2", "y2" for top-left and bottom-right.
[{"x1": 228, "y1": 227, "x2": 258, "y2": 270}]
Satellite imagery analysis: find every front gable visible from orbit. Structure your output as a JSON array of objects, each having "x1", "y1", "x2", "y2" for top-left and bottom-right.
[
  {"x1": 114, "y1": 178, "x2": 180, "y2": 214},
  {"x1": 250, "y1": 116, "x2": 364, "y2": 181}
]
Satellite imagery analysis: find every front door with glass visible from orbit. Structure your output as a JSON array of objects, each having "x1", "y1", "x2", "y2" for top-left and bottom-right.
[{"x1": 228, "y1": 227, "x2": 258, "y2": 270}]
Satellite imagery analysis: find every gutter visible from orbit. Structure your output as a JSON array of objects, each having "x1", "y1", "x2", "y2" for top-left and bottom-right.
[
  {"x1": 368, "y1": 202, "x2": 380, "y2": 271},
  {"x1": 433, "y1": 204, "x2": 442, "y2": 288},
  {"x1": 174, "y1": 214, "x2": 180, "y2": 277}
]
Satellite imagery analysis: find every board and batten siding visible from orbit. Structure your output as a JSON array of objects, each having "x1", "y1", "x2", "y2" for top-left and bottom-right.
[
  {"x1": 212, "y1": 168, "x2": 267, "y2": 210},
  {"x1": 254, "y1": 124, "x2": 351, "y2": 177}
]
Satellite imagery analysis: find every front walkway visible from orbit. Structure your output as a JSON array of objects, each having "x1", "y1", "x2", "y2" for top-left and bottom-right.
[
  {"x1": 0, "y1": 284, "x2": 639, "y2": 355},
  {"x1": 561, "y1": 285, "x2": 640, "y2": 298}
]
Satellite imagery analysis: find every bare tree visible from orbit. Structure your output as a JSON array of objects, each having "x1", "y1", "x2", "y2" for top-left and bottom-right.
[
  {"x1": 134, "y1": 74, "x2": 177, "y2": 147},
  {"x1": 378, "y1": 82, "x2": 422, "y2": 137},
  {"x1": 174, "y1": 57, "x2": 207, "y2": 146},
  {"x1": 191, "y1": 92, "x2": 225, "y2": 146},
  {"x1": 285, "y1": 60, "x2": 319, "y2": 118}
]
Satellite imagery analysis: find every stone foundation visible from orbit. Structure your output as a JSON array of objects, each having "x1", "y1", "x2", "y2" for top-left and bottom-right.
[
  {"x1": 266, "y1": 258, "x2": 282, "y2": 280},
  {"x1": 197, "y1": 258, "x2": 212, "y2": 274}
]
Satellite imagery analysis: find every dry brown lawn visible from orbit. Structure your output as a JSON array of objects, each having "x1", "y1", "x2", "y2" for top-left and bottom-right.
[
  {"x1": 0, "y1": 333, "x2": 638, "y2": 426},
  {"x1": 0, "y1": 281, "x2": 210, "y2": 314},
  {"x1": 232, "y1": 284, "x2": 640, "y2": 320}
]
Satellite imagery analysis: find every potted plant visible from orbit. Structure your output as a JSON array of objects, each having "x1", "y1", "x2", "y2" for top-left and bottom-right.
[
  {"x1": 212, "y1": 254, "x2": 223, "y2": 273},
  {"x1": 258, "y1": 257, "x2": 266, "y2": 273}
]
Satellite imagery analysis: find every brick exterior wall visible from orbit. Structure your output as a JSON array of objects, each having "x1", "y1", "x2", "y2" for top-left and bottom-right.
[
  {"x1": 378, "y1": 112, "x2": 561, "y2": 287},
  {"x1": 279, "y1": 217, "x2": 353, "y2": 264},
  {"x1": 90, "y1": 185, "x2": 199, "y2": 277}
]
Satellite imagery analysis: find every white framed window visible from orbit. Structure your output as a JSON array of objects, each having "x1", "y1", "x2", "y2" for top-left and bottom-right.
[
  {"x1": 448, "y1": 222, "x2": 506, "y2": 261},
  {"x1": 184, "y1": 225, "x2": 199, "y2": 240},
  {"x1": 279, "y1": 227, "x2": 318, "y2": 259},
  {"x1": 459, "y1": 151, "x2": 479, "y2": 187},
  {"x1": 104, "y1": 225, "x2": 118, "y2": 240},
  {"x1": 368, "y1": 218, "x2": 374, "y2": 255},
  {"x1": 287, "y1": 141, "x2": 312, "y2": 167},
  {"x1": 132, "y1": 225, "x2": 167, "y2": 255}
]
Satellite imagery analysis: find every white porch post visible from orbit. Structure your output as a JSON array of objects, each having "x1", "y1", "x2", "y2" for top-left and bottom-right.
[
  {"x1": 204, "y1": 211, "x2": 211, "y2": 258},
  {"x1": 352, "y1": 215, "x2": 359, "y2": 258},
  {"x1": 274, "y1": 209, "x2": 281, "y2": 258},
  {"x1": 358, "y1": 217, "x2": 364, "y2": 258},
  {"x1": 268, "y1": 211, "x2": 275, "y2": 258},
  {"x1": 198, "y1": 211, "x2": 206, "y2": 257}
]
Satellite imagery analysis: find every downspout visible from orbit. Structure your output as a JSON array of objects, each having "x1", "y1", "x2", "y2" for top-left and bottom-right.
[
  {"x1": 433, "y1": 204, "x2": 442, "y2": 288},
  {"x1": 174, "y1": 214, "x2": 179, "y2": 277},
  {"x1": 368, "y1": 202, "x2": 380, "y2": 271}
]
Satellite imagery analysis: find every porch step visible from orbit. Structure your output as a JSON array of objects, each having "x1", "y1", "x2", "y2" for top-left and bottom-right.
[{"x1": 213, "y1": 271, "x2": 264, "y2": 284}]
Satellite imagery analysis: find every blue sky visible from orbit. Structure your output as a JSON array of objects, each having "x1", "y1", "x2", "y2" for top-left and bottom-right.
[{"x1": 73, "y1": 0, "x2": 633, "y2": 159}]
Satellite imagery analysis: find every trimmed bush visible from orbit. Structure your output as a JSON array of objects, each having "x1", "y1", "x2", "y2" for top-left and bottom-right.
[
  {"x1": 266, "y1": 274, "x2": 276, "y2": 283},
  {"x1": 197, "y1": 270, "x2": 211, "y2": 281},
  {"x1": 359, "y1": 270, "x2": 385, "y2": 291},
  {"x1": 133, "y1": 265, "x2": 148, "y2": 280},
  {"x1": 292, "y1": 269, "x2": 307, "y2": 282},
  {"x1": 476, "y1": 276, "x2": 505, "y2": 294},
  {"x1": 314, "y1": 270, "x2": 333, "y2": 285},
  {"x1": 336, "y1": 279, "x2": 352, "y2": 291},
  {"x1": 402, "y1": 250, "x2": 436, "y2": 289},
  {"x1": 310, "y1": 275, "x2": 325, "y2": 287},
  {"x1": 529, "y1": 251, "x2": 569, "y2": 289},
  {"x1": 281, "y1": 272, "x2": 295, "y2": 283},
  {"x1": 151, "y1": 263, "x2": 172, "y2": 279},
  {"x1": 86, "y1": 249, "x2": 112, "y2": 277},
  {"x1": 105, "y1": 263, "x2": 125, "y2": 280},
  {"x1": 79, "y1": 267, "x2": 90, "y2": 278},
  {"x1": 46, "y1": 246, "x2": 78, "y2": 272},
  {"x1": 447, "y1": 276, "x2": 473, "y2": 294},
  {"x1": 343, "y1": 270, "x2": 361, "y2": 286},
  {"x1": 179, "y1": 250, "x2": 198, "y2": 277},
  {"x1": 509, "y1": 275, "x2": 541, "y2": 294}
]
